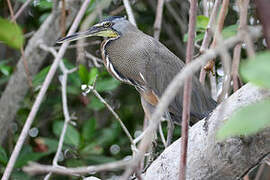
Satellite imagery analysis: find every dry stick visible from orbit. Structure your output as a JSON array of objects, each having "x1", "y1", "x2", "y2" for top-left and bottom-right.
[
  {"x1": 154, "y1": 0, "x2": 165, "y2": 39},
  {"x1": 122, "y1": 0, "x2": 137, "y2": 27},
  {"x1": 216, "y1": 33, "x2": 231, "y2": 102},
  {"x1": 6, "y1": 0, "x2": 33, "y2": 89},
  {"x1": 12, "y1": 0, "x2": 33, "y2": 21},
  {"x1": 61, "y1": 0, "x2": 66, "y2": 36},
  {"x1": 179, "y1": 0, "x2": 197, "y2": 180},
  {"x1": 119, "y1": 27, "x2": 260, "y2": 180},
  {"x1": 38, "y1": 44, "x2": 78, "y2": 179},
  {"x1": 165, "y1": 3, "x2": 186, "y2": 34},
  {"x1": 24, "y1": 160, "x2": 131, "y2": 176},
  {"x1": 207, "y1": 0, "x2": 230, "y2": 100},
  {"x1": 200, "y1": 0, "x2": 222, "y2": 54},
  {"x1": 91, "y1": 88, "x2": 134, "y2": 145},
  {"x1": 153, "y1": 0, "x2": 169, "y2": 147},
  {"x1": 85, "y1": 52, "x2": 103, "y2": 68},
  {"x1": 1, "y1": 1, "x2": 91, "y2": 180},
  {"x1": 199, "y1": 0, "x2": 221, "y2": 85},
  {"x1": 22, "y1": 27, "x2": 262, "y2": 177},
  {"x1": 232, "y1": 0, "x2": 249, "y2": 92}
]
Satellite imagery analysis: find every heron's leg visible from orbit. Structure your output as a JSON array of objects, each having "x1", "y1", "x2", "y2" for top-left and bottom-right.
[{"x1": 165, "y1": 112, "x2": 175, "y2": 146}]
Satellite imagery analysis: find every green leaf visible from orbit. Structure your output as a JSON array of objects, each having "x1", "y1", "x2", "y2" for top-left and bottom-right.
[
  {"x1": 0, "y1": 17, "x2": 24, "y2": 49},
  {"x1": 88, "y1": 68, "x2": 98, "y2": 85},
  {"x1": 183, "y1": 32, "x2": 205, "y2": 42},
  {"x1": 196, "y1": 15, "x2": 209, "y2": 30},
  {"x1": 53, "y1": 121, "x2": 80, "y2": 147},
  {"x1": 78, "y1": 64, "x2": 89, "y2": 84},
  {"x1": 0, "y1": 64, "x2": 12, "y2": 76},
  {"x1": 95, "y1": 78, "x2": 120, "y2": 92},
  {"x1": 36, "y1": 0, "x2": 53, "y2": 10},
  {"x1": 15, "y1": 146, "x2": 48, "y2": 168},
  {"x1": 217, "y1": 100, "x2": 270, "y2": 140},
  {"x1": 82, "y1": 118, "x2": 96, "y2": 141},
  {"x1": 80, "y1": 143, "x2": 103, "y2": 156},
  {"x1": 0, "y1": 146, "x2": 8, "y2": 165},
  {"x1": 240, "y1": 51, "x2": 270, "y2": 89},
  {"x1": 222, "y1": 24, "x2": 238, "y2": 39},
  {"x1": 33, "y1": 65, "x2": 50, "y2": 88},
  {"x1": 88, "y1": 96, "x2": 105, "y2": 111}
]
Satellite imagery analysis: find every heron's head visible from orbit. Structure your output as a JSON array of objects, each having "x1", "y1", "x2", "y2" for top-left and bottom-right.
[{"x1": 57, "y1": 16, "x2": 131, "y2": 43}]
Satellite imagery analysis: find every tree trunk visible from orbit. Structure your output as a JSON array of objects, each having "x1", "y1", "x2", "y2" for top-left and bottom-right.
[{"x1": 145, "y1": 83, "x2": 270, "y2": 180}]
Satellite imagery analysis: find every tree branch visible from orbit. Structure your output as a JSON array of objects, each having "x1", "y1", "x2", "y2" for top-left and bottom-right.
[
  {"x1": 122, "y1": 0, "x2": 136, "y2": 27},
  {"x1": 180, "y1": 0, "x2": 197, "y2": 179},
  {"x1": 1, "y1": 1, "x2": 91, "y2": 179},
  {"x1": 145, "y1": 83, "x2": 270, "y2": 180}
]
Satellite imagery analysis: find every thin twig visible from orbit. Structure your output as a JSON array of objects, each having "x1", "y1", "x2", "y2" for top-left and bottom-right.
[
  {"x1": 1, "y1": 1, "x2": 91, "y2": 179},
  {"x1": 12, "y1": 0, "x2": 33, "y2": 21},
  {"x1": 39, "y1": 44, "x2": 77, "y2": 179},
  {"x1": 122, "y1": 0, "x2": 137, "y2": 27},
  {"x1": 153, "y1": 0, "x2": 165, "y2": 39},
  {"x1": 92, "y1": 88, "x2": 134, "y2": 145},
  {"x1": 232, "y1": 0, "x2": 249, "y2": 92},
  {"x1": 180, "y1": 0, "x2": 197, "y2": 179},
  {"x1": 165, "y1": 3, "x2": 186, "y2": 34},
  {"x1": 6, "y1": 0, "x2": 33, "y2": 90},
  {"x1": 60, "y1": 0, "x2": 66, "y2": 36},
  {"x1": 23, "y1": 160, "x2": 131, "y2": 176},
  {"x1": 199, "y1": 0, "x2": 221, "y2": 84},
  {"x1": 203, "y1": 0, "x2": 229, "y2": 99},
  {"x1": 216, "y1": 33, "x2": 232, "y2": 103},
  {"x1": 158, "y1": 123, "x2": 167, "y2": 147},
  {"x1": 200, "y1": 0, "x2": 222, "y2": 53},
  {"x1": 85, "y1": 52, "x2": 103, "y2": 68}
]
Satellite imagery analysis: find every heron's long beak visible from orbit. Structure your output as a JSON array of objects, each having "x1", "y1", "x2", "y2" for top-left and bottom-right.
[
  {"x1": 56, "y1": 26, "x2": 118, "y2": 43},
  {"x1": 56, "y1": 26, "x2": 101, "y2": 43}
]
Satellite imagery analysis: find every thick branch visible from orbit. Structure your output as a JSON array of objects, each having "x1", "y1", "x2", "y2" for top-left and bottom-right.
[{"x1": 145, "y1": 83, "x2": 270, "y2": 180}]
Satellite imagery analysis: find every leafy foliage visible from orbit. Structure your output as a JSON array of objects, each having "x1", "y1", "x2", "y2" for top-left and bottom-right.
[
  {"x1": 240, "y1": 51, "x2": 270, "y2": 89},
  {"x1": 217, "y1": 51, "x2": 270, "y2": 140},
  {"x1": 0, "y1": 17, "x2": 24, "y2": 49},
  {"x1": 217, "y1": 100, "x2": 270, "y2": 140}
]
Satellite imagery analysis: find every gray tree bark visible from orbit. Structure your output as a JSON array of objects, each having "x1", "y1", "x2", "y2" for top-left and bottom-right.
[
  {"x1": 145, "y1": 83, "x2": 270, "y2": 180},
  {"x1": 0, "y1": 0, "x2": 82, "y2": 143}
]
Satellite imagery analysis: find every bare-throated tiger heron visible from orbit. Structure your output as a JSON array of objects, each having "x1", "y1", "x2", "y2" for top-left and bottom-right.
[{"x1": 57, "y1": 16, "x2": 216, "y2": 127}]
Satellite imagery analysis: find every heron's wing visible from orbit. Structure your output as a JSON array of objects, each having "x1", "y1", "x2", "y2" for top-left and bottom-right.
[{"x1": 141, "y1": 35, "x2": 216, "y2": 122}]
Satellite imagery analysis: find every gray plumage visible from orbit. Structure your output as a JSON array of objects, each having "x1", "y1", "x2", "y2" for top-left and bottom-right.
[{"x1": 103, "y1": 17, "x2": 216, "y2": 124}]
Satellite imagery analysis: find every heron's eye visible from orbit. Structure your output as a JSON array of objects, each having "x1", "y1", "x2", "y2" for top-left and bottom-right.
[{"x1": 103, "y1": 22, "x2": 112, "y2": 28}]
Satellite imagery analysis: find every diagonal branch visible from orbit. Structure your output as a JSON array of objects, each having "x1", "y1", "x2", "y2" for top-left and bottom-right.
[{"x1": 1, "y1": 1, "x2": 91, "y2": 179}]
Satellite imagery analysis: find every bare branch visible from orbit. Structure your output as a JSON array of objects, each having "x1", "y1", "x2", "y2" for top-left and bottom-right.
[
  {"x1": 82, "y1": 84, "x2": 134, "y2": 146},
  {"x1": 12, "y1": 0, "x2": 33, "y2": 21},
  {"x1": 145, "y1": 83, "x2": 270, "y2": 180},
  {"x1": 180, "y1": 0, "x2": 197, "y2": 179},
  {"x1": 232, "y1": 0, "x2": 249, "y2": 92},
  {"x1": 122, "y1": 0, "x2": 137, "y2": 27},
  {"x1": 154, "y1": 0, "x2": 165, "y2": 40},
  {"x1": 1, "y1": 1, "x2": 91, "y2": 179},
  {"x1": 39, "y1": 43, "x2": 78, "y2": 179},
  {"x1": 200, "y1": 0, "x2": 222, "y2": 53},
  {"x1": 23, "y1": 160, "x2": 130, "y2": 176}
]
